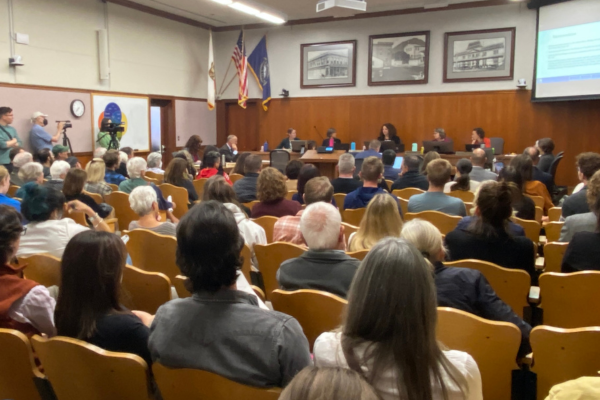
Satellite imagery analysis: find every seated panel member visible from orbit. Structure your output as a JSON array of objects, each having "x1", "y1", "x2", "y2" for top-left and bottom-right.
[
  {"x1": 391, "y1": 155, "x2": 429, "y2": 191},
  {"x1": 433, "y1": 128, "x2": 450, "y2": 142},
  {"x1": 220, "y1": 135, "x2": 238, "y2": 162},
  {"x1": 471, "y1": 127, "x2": 491, "y2": 148},
  {"x1": 277, "y1": 128, "x2": 299, "y2": 150},
  {"x1": 322, "y1": 128, "x2": 341, "y2": 147},
  {"x1": 377, "y1": 123, "x2": 402, "y2": 149},
  {"x1": 354, "y1": 140, "x2": 381, "y2": 160}
]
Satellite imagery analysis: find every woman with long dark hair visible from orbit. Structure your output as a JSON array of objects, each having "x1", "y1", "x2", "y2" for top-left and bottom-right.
[
  {"x1": 445, "y1": 159, "x2": 479, "y2": 193},
  {"x1": 510, "y1": 155, "x2": 553, "y2": 214},
  {"x1": 498, "y1": 166, "x2": 536, "y2": 220},
  {"x1": 63, "y1": 169, "x2": 113, "y2": 223},
  {"x1": 377, "y1": 123, "x2": 402, "y2": 149},
  {"x1": 164, "y1": 158, "x2": 198, "y2": 203},
  {"x1": 292, "y1": 164, "x2": 321, "y2": 205},
  {"x1": 183, "y1": 135, "x2": 203, "y2": 163}
]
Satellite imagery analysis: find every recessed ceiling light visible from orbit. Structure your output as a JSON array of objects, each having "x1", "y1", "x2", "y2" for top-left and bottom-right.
[
  {"x1": 211, "y1": 0, "x2": 233, "y2": 4},
  {"x1": 229, "y1": 2, "x2": 260, "y2": 15},
  {"x1": 258, "y1": 12, "x2": 286, "y2": 24}
]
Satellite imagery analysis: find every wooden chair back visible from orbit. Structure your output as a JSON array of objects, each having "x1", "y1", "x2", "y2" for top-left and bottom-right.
[
  {"x1": 548, "y1": 207, "x2": 562, "y2": 222},
  {"x1": 544, "y1": 222, "x2": 563, "y2": 243},
  {"x1": 7, "y1": 185, "x2": 19, "y2": 198},
  {"x1": 144, "y1": 170, "x2": 164, "y2": 184},
  {"x1": 251, "y1": 285, "x2": 266, "y2": 302},
  {"x1": 399, "y1": 197, "x2": 409, "y2": 216},
  {"x1": 446, "y1": 259, "x2": 530, "y2": 318},
  {"x1": 18, "y1": 253, "x2": 62, "y2": 288},
  {"x1": 0, "y1": 329, "x2": 45, "y2": 400},
  {"x1": 83, "y1": 190, "x2": 104, "y2": 204},
  {"x1": 121, "y1": 265, "x2": 171, "y2": 314},
  {"x1": 252, "y1": 216, "x2": 279, "y2": 243},
  {"x1": 242, "y1": 200, "x2": 261, "y2": 211},
  {"x1": 539, "y1": 271, "x2": 600, "y2": 328},
  {"x1": 31, "y1": 335, "x2": 150, "y2": 400},
  {"x1": 437, "y1": 308, "x2": 520, "y2": 400},
  {"x1": 543, "y1": 242, "x2": 568, "y2": 273},
  {"x1": 254, "y1": 243, "x2": 305, "y2": 299},
  {"x1": 531, "y1": 326, "x2": 600, "y2": 400},
  {"x1": 159, "y1": 183, "x2": 189, "y2": 219},
  {"x1": 404, "y1": 211, "x2": 462, "y2": 235},
  {"x1": 123, "y1": 229, "x2": 180, "y2": 282},
  {"x1": 153, "y1": 363, "x2": 281, "y2": 400},
  {"x1": 173, "y1": 275, "x2": 192, "y2": 298},
  {"x1": 535, "y1": 206, "x2": 543, "y2": 223},
  {"x1": 271, "y1": 289, "x2": 347, "y2": 352},
  {"x1": 342, "y1": 222, "x2": 358, "y2": 243},
  {"x1": 107, "y1": 183, "x2": 119, "y2": 191},
  {"x1": 526, "y1": 194, "x2": 545, "y2": 209},
  {"x1": 66, "y1": 211, "x2": 89, "y2": 228},
  {"x1": 106, "y1": 191, "x2": 138, "y2": 232},
  {"x1": 392, "y1": 187, "x2": 424, "y2": 199},
  {"x1": 193, "y1": 178, "x2": 208, "y2": 199},
  {"x1": 346, "y1": 250, "x2": 369, "y2": 261},
  {"x1": 143, "y1": 176, "x2": 158, "y2": 185},
  {"x1": 229, "y1": 173, "x2": 244, "y2": 184},
  {"x1": 512, "y1": 216, "x2": 541, "y2": 243},
  {"x1": 446, "y1": 190, "x2": 475, "y2": 202},
  {"x1": 342, "y1": 208, "x2": 366, "y2": 227},
  {"x1": 385, "y1": 179, "x2": 394, "y2": 191},
  {"x1": 285, "y1": 190, "x2": 297, "y2": 200},
  {"x1": 241, "y1": 243, "x2": 252, "y2": 283},
  {"x1": 333, "y1": 193, "x2": 346, "y2": 213}
]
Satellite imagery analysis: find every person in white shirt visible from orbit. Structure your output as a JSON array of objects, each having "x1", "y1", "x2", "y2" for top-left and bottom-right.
[
  {"x1": 146, "y1": 152, "x2": 164, "y2": 174},
  {"x1": 313, "y1": 237, "x2": 483, "y2": 400}
]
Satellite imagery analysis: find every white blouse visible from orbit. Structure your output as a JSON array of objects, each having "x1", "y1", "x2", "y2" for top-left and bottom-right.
[
  {"x1": 8, "y1": 285, "x2": 56, "y2": 336},
  {"x1": 314, "y1": 332, "x2": 483, "y2": 400}
]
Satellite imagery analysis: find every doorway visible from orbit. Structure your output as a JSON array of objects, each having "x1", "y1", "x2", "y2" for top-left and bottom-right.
[{"x1": 150, "y1": 99, "x2": 175, "y2": 166}]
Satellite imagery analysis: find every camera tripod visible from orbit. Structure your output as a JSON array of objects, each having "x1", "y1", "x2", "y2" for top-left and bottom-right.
[
  {"x1": 62, "y1": 128, "x2": 74, "y2": 156},
  {"x1": 107, "y1": 133, "x2": 120, "y2": 151}
]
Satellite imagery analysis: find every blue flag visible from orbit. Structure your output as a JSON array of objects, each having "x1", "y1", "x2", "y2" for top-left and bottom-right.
[{"x1": 248, "y1": 36, "x2": 271, "y2": 111}]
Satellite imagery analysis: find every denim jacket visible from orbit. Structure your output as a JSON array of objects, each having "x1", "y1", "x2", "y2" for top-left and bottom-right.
[{"x1": 149, "y1": 289, "x2": 311, "y2": 388}]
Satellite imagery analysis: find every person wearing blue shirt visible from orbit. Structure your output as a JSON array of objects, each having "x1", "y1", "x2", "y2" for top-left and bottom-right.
[
  {"x1": 0, "y1": 165, "x2": 21, "y2": 212},
  {"x1": 29, "y1": 112, "x2": 64, "y2": 154},
  {"x1": 103, "y1": 150, "x2": 126, "y2": 185},
  {"x1": 354, "y1": 140, "x2": 382, "y2": 160},
  {"x1": 344, "y1": 156, "x2": 402, "y2": 216}
]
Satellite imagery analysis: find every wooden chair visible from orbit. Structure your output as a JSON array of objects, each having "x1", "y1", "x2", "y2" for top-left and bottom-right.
[
  {"x1": 252, "y1": 215, "x2": 278, "y2": 243},
  {"x1": 385, "y1": 179, "x2": 394, "y2": 191},
  {"x1": 512, "y1": 216, "x2": 541, "y2": 243},
  {"x1": 251, "y1": 285, "x2": 266, "y2": 302},
  {"x1": 535, "y1": 206, "x2": 543, "y2": 223},
  {"x1": 31, "y1": 335, "x2": 151, "y2": 400},
  {"x1": 229, "y1": 173, "x2": 244, "y2": 184},
  {"x1": 446, "y1": 190, "x2": 475, "y2": 203},
  {"x1": 153, "y1": 363, "x2": 281, "y2": 400},
  {"x1": 66, "y1": 210, "x2": 89, "y2": 228},
  {"x1": 254, "y1": 243, "x2": 305, "y2": 299},
  {"x1": 240, "y1": 243, "x2": 252, "y2": 283},
  {"x1": 539, "y1": 271, "x2": 600, "y2": 328},
  {"x1": 446, "y1": 259, "x2": 531, "y2": 318},
  {"x1": 526, "y1": 194, "x2": 545, "y2": 210},
  {"x1": 543, "y1": 222, "x2": 563, "y2": 243},
  {"x1": 121, "y1": 265, "x2": 171, "y2": 314},
  {"x1": 531, "y1": 326, "x2": 600, "y2": 400},
  {"x1": 123, "y1": 229, "x2": 180, "y2": 282},
  {"x1": 83, "y1": 190, "x2": 104, "y2": 204},
  {"x1": 18, "y1": 253, "x2": 62, "y2": 288},
  {"x1": 404, "y1": 211, "x2": 462, "y2": 236},
  {"x1": 173, "y1": 275, "x2": 192, "y2": 298},
  {"x1": 399, "y1": 197, "x2": 409, "y2": 217},
  {"x1": 333, "y1": 193, "x2": 346, "y2": 214},
  {"x1": 543, "y1": 242, "x2": 568, "y2": 273},
  {"x1": 346, "y1": 250, "x2": 369, "y2": 261},
  {"x1": 107, "y1": 183, "x2": 119, "y2": 191},
  {"x1": 143, "y1": 176, "x2": 158, "y2": 185},
  {"x1": 193, "y1": 178, "x2": 208, "y2": 199},
  {"x1": 548, "y1": 207, "x2": 562, "y2": 222},
  {"x1": 0, "y1": 329, "x2": 45, "y2": 400},
  {"x1": 7, "y1": 184, "x2": 19, "y2": 198},
  {"x1": 436, "y1": 308, "x2": 521, "y2": 400},
  {"x1": 145, "y1": 170, "x2": 164, "y2": 184},
  {"x1": 285, "y1": 190, "x2": 297, "y2": 200},
  {"x1": 242, "y1": 200, "x2": 261, "y2": 211},
  {"x1": 392, "y1": 187, "x2": 424, "y2": 199},
  {"x1": 342, "y1": 208, "x2": 366, "y2": 227},
  {"x1": 159, "y1": 183, "x2": 189, "y2": 219},
  {"x1": 106, "y1": 191, "x2": 138, "y2": 232},
  {"x1": 342, "y1": 222, "x2": 358, "y2": 243},
  {"x1": 271, "y1": 289, "x2": 347, "y2": 351}
]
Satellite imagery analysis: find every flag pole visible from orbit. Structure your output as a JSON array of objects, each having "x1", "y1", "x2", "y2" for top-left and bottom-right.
[
  {"x1": 218, "y1": 58, "x2": 233, "y2": 97},
  {"x1": 221, "y1": 73, "x2": 238, "y2": 96}
]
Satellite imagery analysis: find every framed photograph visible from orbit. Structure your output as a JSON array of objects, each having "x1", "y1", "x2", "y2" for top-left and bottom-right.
[
  {"x1": 368, "y1": 31, "x2": 430, "y2": 86},
  {"x1": 443, "y1": 27, "x2": 516, "y2": 83},
  {"x1": 301, "y1": 40, "x2": 357, "y2": 89}
]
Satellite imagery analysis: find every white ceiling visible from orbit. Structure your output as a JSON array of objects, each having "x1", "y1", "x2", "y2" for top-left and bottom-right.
[{"x1": 122, "y1": 0, "x2": 488, "y2": 28}]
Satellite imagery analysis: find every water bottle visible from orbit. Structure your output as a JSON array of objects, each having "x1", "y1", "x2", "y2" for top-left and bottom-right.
[
  {"x1": 411, "y1": 143, "x2": 418, "y2": 152},
  {"x1": 350, "y1": 142, "x2": 356, "y2": 151},
  {"x1": 263, "y1": 141, "x2": 269, "y2": 152}
]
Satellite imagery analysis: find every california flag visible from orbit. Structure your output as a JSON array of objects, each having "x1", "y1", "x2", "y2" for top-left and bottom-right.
[{"x1": 207, "y1": 30, "x2": 216, "y2": 110}]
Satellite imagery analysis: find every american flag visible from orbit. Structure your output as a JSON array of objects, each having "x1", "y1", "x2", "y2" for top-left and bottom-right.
[{"x1": 232, "y1": 30, "x2": 248, "y2": 109}]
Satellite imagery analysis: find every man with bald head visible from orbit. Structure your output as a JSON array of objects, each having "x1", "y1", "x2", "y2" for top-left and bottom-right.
[
  {"x1": 524, "y1": 146, "x2": 554, "y2": 193},
  {"x1": 470, "y1": 148, "x2": 498, "y2": 182}
]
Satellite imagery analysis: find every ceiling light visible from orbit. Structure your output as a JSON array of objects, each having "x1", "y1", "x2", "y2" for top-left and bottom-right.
[
  {"x1": 211, "y1": 0, "x2": 233, "y2": 4},
  {"x1": 229, "y1": 2, "x2": 260, "y2": 15},
  {"x1": 257, "y1": 12, "x2": 286, "y2": 24}
]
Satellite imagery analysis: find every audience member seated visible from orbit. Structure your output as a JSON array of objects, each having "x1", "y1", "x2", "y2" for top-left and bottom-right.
[
  {"x1": 401, "y1": 219, "x2": 531, "y2": 356},
  {"x1": 118, "y1": 157, "x2": 173, "y2": 211},
  {"x1": 536, "y1": 138, "x2": 555, "y2": 174},
  {"x1": 511, "y1": 155, "x2": 553, "y2": 213},
  {"x1": 471, "y1": 127, "x2": 490, "y2": 148},
  {"x1": 559, "y1": 172, "x2": 599, "y2": 242},
  {"x1": 10, "y1": 152, "x2": 33, "y2": 186},
  {"x1": 55, "y1": 231, "x2": 152, "y2": 366},
  {"x1": 118, "y1": 147, "x2": 134, "y2": 177},
  {"x1": 172, "y1": 150, "x2": 198, "y2": 180},
  {"x1": 203, "y1": 176, "x2": 266, "y2": 268},
  {"x1": 354, "y1": 140, "x2": 382, "y2": 160},
  {"x1": 544, "y1": 377, "x2": 600, "y2": 400},
  {"x1": 314, "y1": 237, "x2": 482, "y2": 400},
  {"x1": 146, "y1": 152, "x2": 164, "y2": 174},
  {"x1": 382, "y1": 149, "x2": 401, "y2": 181},
  {"x1": 197, "y1": 150, "x2": 233, "y2": 185},
  {"x1": 348, "y1": 194, "x2": 403, "y2": 251},
  {"x1": 231, "y1": 152, "x2": 251, "y2": 176},
  {"x1": 63, "y1": 169, "x2": 113, "y2": 224},
  {"x1": 0, "y1": 166, "x2": 21, "y2": 212},
  {"x1": 93, "y1": 147, "x2": 107, "y2": 159},
  {"x1": 252, "y1": 167, "x2": 303, "y2": 218},
  {"x1": 164, "y1": 158, "x2": 198, "y2": 204},
  {"x1": 469, "y1": 148, "x2": 497, "y2": 182},
  {"x1": 274, "y1": 177, "x2": 339, "y2": 248},
  {"x1": 37, "y1": 148, "x2": 53, "y2": 178},
  {"x1": 445, "y1": 181, "x2": 535, "y2": 278},
  {"x1": 278, "y1": 202, "x2": 359, "y2": 298},
  {"x1": 444, "y1": 159, "x2": 479, "y2": 193},
  {"x1": 420, "y1": 151, "x2": 440, "y2": 175},
  {"x1": 0, "y1": 205, "x2": 55, "y2": 337},
  {"x1": 498, "y1": 166, "x2": 536, "y2": 220},
  {"x1": 128, "y1": 186, "x2": 178, "y2": 236},
  {"x1": 390, "y1": 155, "x2": 429, "y2": 191},
  {"x1": 285, "y1": 159, "x2": 304, "y2": 191},
  {"x1": 51, "y1": 144, "x2": 69, "y2": 162},
  {"x1": 15, "y1": 162, "x2": 44, "y2": 196},
  {"x1": 66, "y1": 156, "x2": 81, "y2": 170},
  {"x1": 292, "y1": 164, "x2": 321, "y2": 205},
  {"x1": 233, "y1": 154, "x2": 262, "y2": 203},
  {"x1": 84, "y1": 158, "x2": 113, "y2": 198},
  {"x1": 103, "y1": 150, "x2": 127, "y2": 185},
  {"x1": 17, "y1": 183, "x2": 110, "y2": 258},
  {"x1": 408, "y1": 159, "x2": 467, "y2": 217},
  {"x1": 562, "y1": 152, "x2": 600, "y2": 219},
  {"x1": 149, "y1": 201, "x2": 311, "y2": 387},
  {"x1": 7, "y1": 146, "x2": 24, "y2": 174},
  {"x1": 280, "y1": 367, "x2": 380, "y2": 400},
  {"x1": 44, "y1": 160, "x2": 70, "y2": 192},
  {"x1": 524, "y1": 146, "x2": 554, "y2": 194},
  {"x1": 561, "y1": 170, "x2": 600, "y2": 272},
  {"x1": 331, "y1": 154, "x2": 362, "y2": 194},
  {"x1": 344, "y1": 157, "x2": 401, "y2": 213}
]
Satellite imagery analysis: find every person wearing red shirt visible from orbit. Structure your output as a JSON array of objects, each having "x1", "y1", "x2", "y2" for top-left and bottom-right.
[
  {"x1": 197, "y1": 150, "x2": 232, "y2": 185},
  {"x1": 471, "y1": 127, "x2": 491, "y2": 148}
]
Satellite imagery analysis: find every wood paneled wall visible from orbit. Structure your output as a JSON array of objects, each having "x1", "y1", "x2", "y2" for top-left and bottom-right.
[{"x1": 217, "y1": 90, "x2": 600, "y2": 186}]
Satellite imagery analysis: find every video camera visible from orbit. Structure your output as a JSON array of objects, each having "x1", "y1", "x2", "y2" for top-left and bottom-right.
[
  {"x1": 106, "y1": 122, "x2": 125, "y2": 135},
  {"x1": 56, "y1": 120, "x2": 73, "y2": 129}
]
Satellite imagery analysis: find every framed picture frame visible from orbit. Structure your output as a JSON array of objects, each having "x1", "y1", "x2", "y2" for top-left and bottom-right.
[
  {"x1": 301, "y1": 40, "x2": 357, "y2": 89},
  {"x1": 443, "y1": 27, "x2": 516, "y2": 83},
  {"x1": 368, "y1": 31, "x2": 430, "y2": 86}
]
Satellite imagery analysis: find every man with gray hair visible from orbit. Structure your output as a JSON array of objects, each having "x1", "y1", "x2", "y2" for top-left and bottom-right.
[
  {"x1": 44, "y1": 160, "x2": 70, "y2": 191},
  {"x1": 10, "y1": 151, "x2": 33, "y2": 186},
  {"x1": 93, "y1": 147, "x2": 107, "y2": 158},
  {"x1": 147, "y1": 152, "x2": 164, "y2": 174},
  {"x1": 470, "y1": 148, "x2": 498, "y2": 182},
  {"x1": 331, "y1": 153, "x2": 362, "y2": 194},
  {"x1": 277, "y1": 202, "x2": 360, "y2": 298},
  {"x1": 220, "y1": 134, "x2": 238, "y2": 162}
]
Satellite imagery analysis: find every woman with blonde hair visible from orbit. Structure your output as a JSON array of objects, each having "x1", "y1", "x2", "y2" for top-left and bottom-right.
[
  {"x1": 84, "y1": 158, "x2": 112, "y2": 198},
  {"x1": 348, "y1": 193, "x2": 403, "y2": 251}
]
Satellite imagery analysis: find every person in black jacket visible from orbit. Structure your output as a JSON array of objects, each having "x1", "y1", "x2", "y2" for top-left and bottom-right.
[
  {"x1": 331, "y1": 153, "x2": 361, "y2": 195},
  {"x1": 390, "y1": 155, "x2": 429, "y2": 191},
  {"x1": 536, "y1": 138, "x2": 555, "y2": 174},
  {"x1": 562, "y1": 152, "x2": 600, "y2": 219},
  {"x1": 233, "y1": 154, "x2": 261, "y2": 203},
  {"x1": 322, "y1": 128, "x2": 341, "y2": 147},
  {"x1": 164, "y1": 158, "x2": 198, "y2": 204},
  {"x1": 401, "y1": 219, "x2": 531, "y2": 357},
  {"x1": 219, "y1": 135, "x2": 238, "y2": 162},
  {"x1": 377, "y1": 123, "x2": 402, "y2": 150},
  {"x1": 276, "y1": 128, "x2": 299, "y2": 150}
]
